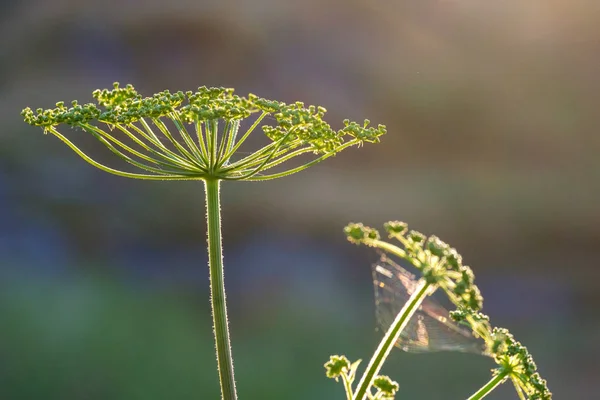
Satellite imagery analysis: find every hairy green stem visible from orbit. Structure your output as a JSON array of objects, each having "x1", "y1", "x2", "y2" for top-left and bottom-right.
[
  {"x1": 466, "y1": 372, "x2": 508, "y2": 400},
  {"x1": 205, "y1": 178, "x2": 237, "y2": 400},
  {"x1": 352, "y1": 279, "x2": 431, "y2": 400}
]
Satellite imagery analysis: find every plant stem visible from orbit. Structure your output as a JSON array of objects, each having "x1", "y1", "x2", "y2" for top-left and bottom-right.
[
  {"x1": 466, "y1": 372, "x2": 508, "y2": 400},
  {"x1": 204, "y1": 178, "x2": 237, "y2": 400},
  {"x1": 342, "y1": 375, "x2": 354, "y2": 400},
  {"x1": 352, "y1": 279, "x2": 431, "y2": 400}
]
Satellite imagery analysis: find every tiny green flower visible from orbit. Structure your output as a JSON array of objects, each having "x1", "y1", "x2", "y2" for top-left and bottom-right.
[
  {"x1": 383, "y1": 220, "x2": 408, "y2": 236},
  {"x1": 406, "y1": 230, "x2": 426, "y2": 246},
  {"x1": 344, "y1": 222, "x2": 381, "y2": 245},
  {"x1": 324, "y1": 355, "x2": 352, "y2": 381},
  {"x1": 488, "y1": 326, "x2": 552, "y2": 399},
  {"x1": 373, "y1": 375, "x2": 399, "y2": 397},
  {"x1": 325, "y1": 355, "x2": 363, "y2": 400}
]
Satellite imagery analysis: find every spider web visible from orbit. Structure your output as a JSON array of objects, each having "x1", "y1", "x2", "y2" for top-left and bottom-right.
[{"x1": 372, "y1": 255, "x2": 486, "y2": 355}]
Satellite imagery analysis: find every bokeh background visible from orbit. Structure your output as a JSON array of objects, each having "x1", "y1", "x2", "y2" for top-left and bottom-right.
[{"x1": 1, "y1": 1, "x2": 599, "y2": 398}]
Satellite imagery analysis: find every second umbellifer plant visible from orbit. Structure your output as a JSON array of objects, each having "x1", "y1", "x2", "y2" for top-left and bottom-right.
[{"x1": 325, "y1": 222, "x2": 551, "y2": 399}]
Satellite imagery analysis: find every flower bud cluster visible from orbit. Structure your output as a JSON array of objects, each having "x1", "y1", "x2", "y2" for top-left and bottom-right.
[
  {"x1": 372, "y1": 375, "x2": 399, "y2": 399},
  {"x1": 263, "y1": 103, "x2": 385, "y2": 154},
  {"x1": 22, "y1": 83, "x2": 385, "y2": 181},
  {"x1": 492, "y1": 327, "x2": 551, "y2": 399},
  {"x1": 453, "y1": 309, "x2": 552, "y2": 399},
  {"x1": 344, "y1": 223, "x2": 381, "y2": 245},
  {"x1": 22, "y1": 100, "x2": 101, "y2": 129},
  {"x1": 345, "y1": 221, "x2": 483, "y2": 312},
  {"x1": 324, "y1": 355, "x2": 352, "y2": 380},
  {"x1": 23, "y1": 83, "x2": 385, "y2": 150}
]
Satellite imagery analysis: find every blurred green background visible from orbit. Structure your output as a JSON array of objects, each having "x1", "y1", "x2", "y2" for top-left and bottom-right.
[{"x1": 1, "y1": 1, "x2": 598, "y2": 398}]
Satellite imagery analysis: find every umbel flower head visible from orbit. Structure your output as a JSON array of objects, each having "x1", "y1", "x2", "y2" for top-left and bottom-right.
[
  {"x1": 22, "y1": 83, "x2": 386, "y2": 181},
  {"x1": 344, "y1": 221, "x2": 484, "y2": 312}
]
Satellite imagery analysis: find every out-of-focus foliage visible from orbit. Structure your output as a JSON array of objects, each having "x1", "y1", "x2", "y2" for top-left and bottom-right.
[{"x1": 1, "y1": 0, "x2": 598, "y2": 398}]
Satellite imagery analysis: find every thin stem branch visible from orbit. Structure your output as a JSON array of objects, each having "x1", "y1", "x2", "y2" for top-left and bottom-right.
[
  {"x1": 152, "y1": 117, "x2": 204, "y2": 169},
  {"x1": 195, "y1": 120, "x2": 210, "y2": 161},
  {"x1": 89, "y1": 131, "x2": 198, "y2": 175},
  {"x1": 206, "y1": 120, "x2": 218, "y2": 170},
  {"x1": 241, "y1": 140, "x2": 360, "y2": 181},
  {"x1": 512, "y1": 377, "x2": 527, "y2": 400},
  {"x1": 204, "y1": 179, "x2": 237, "y2": 400},
  {"x1": 466, "y1": 372, "x2": 508, "y2": 400},
  {"x1": 128, "y1": 121, "x2": 197, "y2": 167},
  {"x1": 362, "y1": 239, "x2": 408, "y2": 260},
  {"x1": 216, "y1": 119, "x2": 231, "y2": 162},
  {"x1": 82, "y1": 124, "x2": 194, "y2": 173},
  {"x1": 220, "y1": 129, "x2": 298, "y2": 180},
  {"x1": 352, "y1": 279, "x2": 431, "y2": 400},
  {"x1": 47, "y1": 127, "x2": 198, "y2": 180},
  {"x1": 109, "y1": 123, "x2": 197, "y2": 170},
  {"x1": 138, "y1": 117, "x2": 163, "y2": 144},
  {"x1": 221, "y1": 119, "x2": 241, "y2": 167},
  {"x1": 224, "y1": 144, "x2": 306, "y2": 174},
  {"x1": 219, "y1": 140, "x2": 284, "y2": 172},
  {"x1": 256, "y1": 147, "x2": 312, "y2": 171},
  {"x1": 169, "y1": 113, "x2": 209, "y2": 166},
  {"x1": 342, "y1": 374, "x2": 354, "y2": 400},
  {"x1": 220, "y1": 111, "x2": 268, "y2": 162}
]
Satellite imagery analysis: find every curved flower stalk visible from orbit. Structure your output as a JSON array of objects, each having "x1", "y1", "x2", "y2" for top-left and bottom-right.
[
  {"x1": 22, "y1": 83, "x2": 386, "y2": 400},
  {"x1": 326, "y1": 222, "x2": 551, "y2": 400}
]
